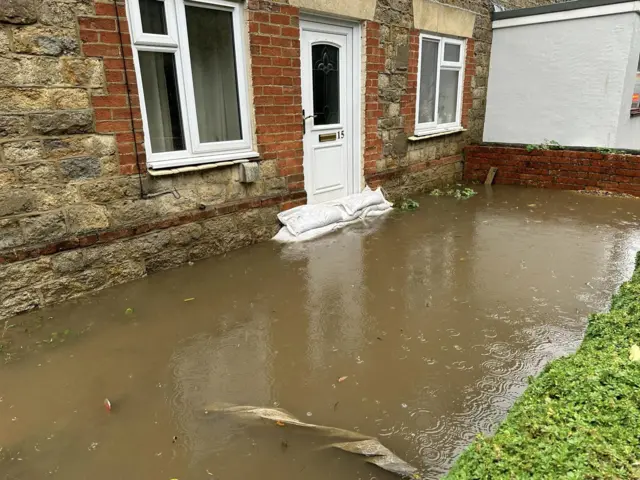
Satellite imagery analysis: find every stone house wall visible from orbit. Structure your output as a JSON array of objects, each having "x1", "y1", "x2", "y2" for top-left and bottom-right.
[{"x1": 0, "y1": 0, "x2": 556, "y2": 320}]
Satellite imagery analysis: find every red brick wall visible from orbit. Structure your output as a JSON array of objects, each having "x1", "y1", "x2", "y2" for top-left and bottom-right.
[
  {"x1": 363, "y1": 21, "x2": 383, "y2": 177},
  {"x1": 79, "y1": 0, "x2": 145, "y2": 175},
  {"x1": 465, "y1": 145, "x2": 640, "y2": 196},
  {"x1": 247, "y1": 1, "x2": 305, "y2": 209},
  {"x1": 400, "y1": 28, "x2": 419, "y2": 136},
  {"x1": 461, "y1": 39, "x2": 474, "y2": 129}
]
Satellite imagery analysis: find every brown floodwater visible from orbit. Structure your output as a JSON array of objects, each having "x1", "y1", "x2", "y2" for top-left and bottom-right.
[{"x1": 2, "y1": 186, "x2": 640, "y2": 480}]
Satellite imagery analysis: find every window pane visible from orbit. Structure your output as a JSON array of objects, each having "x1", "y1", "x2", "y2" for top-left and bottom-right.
[
  {"x1": 312, "y1": 44, "x2": 340, "y2": 125},
  {"x1": 438, "y1": 69, "x2": 459, "y2": 124},
  {"x1": 139, "y1": 0, "x2": 167, "y2": 35},
  {"x1": 418, "y1": 39, "x2": 438, "y2": 124},
  {"x1": 186, "y1": 5, "x2": 242, "y2": 143},
  {"x1": 138, "y1": 51, "x2": 185, "y2": 153},
  {"x1": 444, "y1": 43, "x2": 461, "y2": 62}
]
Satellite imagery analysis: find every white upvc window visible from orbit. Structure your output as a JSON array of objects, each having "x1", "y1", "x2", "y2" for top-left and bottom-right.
[
  {"x1": 415, "y1": 33, "x2": 465, "y2": 136},
  {"x1": 126, "y1": 0, "x2": 257, "y2": 169}
]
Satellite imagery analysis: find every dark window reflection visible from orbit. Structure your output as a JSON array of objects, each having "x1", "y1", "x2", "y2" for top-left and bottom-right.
[
  {"x1": 139, "y1": 0, "x2": 168, "y2": 35},
  {"x1": 138, "y1": 51, "x2": 185, "y2": 152},
  {"x1": 312, "y1": 44, "x2": 340, "y2": 125}
]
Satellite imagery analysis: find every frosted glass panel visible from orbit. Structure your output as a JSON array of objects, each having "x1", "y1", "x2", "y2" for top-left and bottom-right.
[{"x1": 438, "y1": 69, "x2": 459, "y2": 124}]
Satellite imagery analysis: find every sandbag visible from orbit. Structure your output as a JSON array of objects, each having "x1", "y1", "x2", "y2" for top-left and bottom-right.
[
  {"x1": 204, "y1": 403, "x2": 422, "y2": 479},
  {"x1": 273, "y1": 186, "x2": 393, "y2": 243}
]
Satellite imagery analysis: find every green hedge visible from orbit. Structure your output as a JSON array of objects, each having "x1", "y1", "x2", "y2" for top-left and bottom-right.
[{"x1": 445, "y1": 253, "x2": 640, "y2": 479}]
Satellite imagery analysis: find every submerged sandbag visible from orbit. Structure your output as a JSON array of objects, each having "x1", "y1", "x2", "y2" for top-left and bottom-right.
[{"x1": 204, "y1": 403, "x2": 422, "y2": 479}]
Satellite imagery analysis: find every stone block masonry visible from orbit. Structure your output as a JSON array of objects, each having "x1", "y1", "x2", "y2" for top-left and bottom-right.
[{"x1": 465, "y1": 145, "x2": 640, "y2": 196}]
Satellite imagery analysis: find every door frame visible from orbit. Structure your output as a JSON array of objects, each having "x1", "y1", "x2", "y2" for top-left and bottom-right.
[{"x1": 299, "y1": 14, "x2": 362, "y2": 198}]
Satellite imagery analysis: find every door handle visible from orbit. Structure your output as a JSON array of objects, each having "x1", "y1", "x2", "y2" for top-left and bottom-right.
[{"x1": 302, "y1": 109, "x2": 318, "y2": 134}]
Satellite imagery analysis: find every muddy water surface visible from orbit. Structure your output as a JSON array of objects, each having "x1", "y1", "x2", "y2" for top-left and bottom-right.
[{"x1": 2, "y1": 187, "x2": 640, "y2": 480}]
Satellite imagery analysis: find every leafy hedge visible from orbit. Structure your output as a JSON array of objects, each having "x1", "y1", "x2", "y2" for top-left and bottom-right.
[{"x1": 445, "y1": 253, "x2": 640, "y2": 479}]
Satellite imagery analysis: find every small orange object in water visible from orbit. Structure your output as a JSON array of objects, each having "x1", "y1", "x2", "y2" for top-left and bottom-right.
[
  {"x1": 275, "y1": 421, "x2": 285, "y2": 427},
  {"x1": 104, "y1": 398, "x2": 112, "y2": 412},
  {"x1": 338, "y1": 376, "x2": 348, "y2": 383}
]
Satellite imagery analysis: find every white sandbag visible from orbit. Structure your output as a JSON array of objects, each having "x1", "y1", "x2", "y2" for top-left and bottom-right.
[
  {"x1": 339, "y1": 186, "x2": 390, "y2": 216},
  {"x1": 273, "y1": 187, "x2": 393, "y2": 243},
  {"x1": 277, "y1": 203, "x2": 346, "y2": 237}
]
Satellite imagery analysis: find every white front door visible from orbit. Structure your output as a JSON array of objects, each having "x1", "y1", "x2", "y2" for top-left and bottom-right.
[{"x1": 300, "y1": 20, "x2": 357, "y2": 204}]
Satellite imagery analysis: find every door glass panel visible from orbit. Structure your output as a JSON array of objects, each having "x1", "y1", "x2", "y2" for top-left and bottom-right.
[
  {"x1": 139, "y1": 0, "x2": 168, "y2": 35},
  {"x1": 443, "y1": 43, "x2": 461, "y2": 62},
  {"x1": 186, "y1": 5, "x2": 242, "y2": 143},
  {"x1": 418, "y1": 39, "x2": 438, "y2": 123},
  {"x1": 312, "y1": 44, "x2": 340, "y2": 125},
  {"x1": 438, "y1": 69, "x2": 459, "y2": 124},
  {"x1": 138, "y1": 51, "x2": 185, "y2": 152}
]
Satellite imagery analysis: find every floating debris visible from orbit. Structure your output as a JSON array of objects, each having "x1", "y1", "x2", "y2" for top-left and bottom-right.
[
  {"x1": 204, "y1": 403, "x2": 422, "y2": 478},
  {"x1": 398, "y1": 199, "x2": 420, "y2": 211},
  {"x1": 430, "y1": 186, "x2": 477, "y2": 199}
]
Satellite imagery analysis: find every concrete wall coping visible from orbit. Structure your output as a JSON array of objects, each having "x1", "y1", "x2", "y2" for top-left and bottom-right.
[
  {"x1": 289, "y1": 0, "x2": 376, "y2": 21},
  {"x1": 413, "y1": 0, "x2": 476, "y2": 38}
]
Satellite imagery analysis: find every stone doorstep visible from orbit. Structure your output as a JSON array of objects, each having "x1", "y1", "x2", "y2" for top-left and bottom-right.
[{"x1": 0, "y1": 189, "x2": 307, "y2": 266}]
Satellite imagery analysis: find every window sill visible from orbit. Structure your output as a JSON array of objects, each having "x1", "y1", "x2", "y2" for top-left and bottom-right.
[
  {"x1": 409, "y1": 127, "x2": 466, "y2": 141},
  {"x1": 147, "y1": 151, "x2": 260, "y2": 176}
]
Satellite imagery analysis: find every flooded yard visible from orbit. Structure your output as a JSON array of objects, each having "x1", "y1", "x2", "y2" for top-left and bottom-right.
[{"x1": 2, "y1": 186, "x2": 640, "y2": 480}]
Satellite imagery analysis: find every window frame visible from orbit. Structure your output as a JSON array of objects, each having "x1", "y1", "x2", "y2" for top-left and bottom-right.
[
  {"x1": 126, "y1": 0, "x2": 257, "y2": 169},
  {"x1": 414, "y1": 33, "x2": 466, "y2": 137}
]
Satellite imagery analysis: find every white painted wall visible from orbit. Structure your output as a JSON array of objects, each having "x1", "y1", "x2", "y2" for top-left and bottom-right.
[
  {"x1": 484, "y1": 11, "x2": 640, "y2": 149},
  {"x1": 615, "y1": 14, "x2": 640, "y2": 149}
]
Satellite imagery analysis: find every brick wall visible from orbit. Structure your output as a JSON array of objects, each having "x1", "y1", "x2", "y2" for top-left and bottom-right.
[
  {"x1": 78, "y1": 1, "x2": 145, "y2": 175},
  {"x1": 461, "y1": 39, "x2": 475, "y2": 130},
  {"x1": 363, "y1": 21, "x2": 384, "y2": 178},
  {"x1": 465, "y1": 145, "x2": 640, "y2": 196},
  {"x1": 400, "y1": 28, "x2": 418, "y2": 137}
]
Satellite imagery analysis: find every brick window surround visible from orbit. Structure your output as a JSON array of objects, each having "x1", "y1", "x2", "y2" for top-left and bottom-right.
[
  {"x1": 401, "y1": 34, "x2": 475, "y2": 135},
  {"x1": 79, "y1": 0, "x2": 305, "y2": 205},
  {"x1": 79, "y1": 1, "x2": 145, "y2": 176}
]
